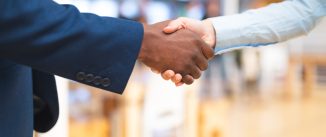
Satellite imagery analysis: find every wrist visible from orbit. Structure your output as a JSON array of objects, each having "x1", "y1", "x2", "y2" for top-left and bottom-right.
[
  {"x1": 203, "y1": 19, "x2": 216, "y2": 49},
  {"x1": 139, "y1": 23, "x2": 149, "y2": 61}
]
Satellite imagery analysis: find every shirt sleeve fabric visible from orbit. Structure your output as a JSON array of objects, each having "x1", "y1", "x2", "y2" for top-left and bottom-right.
[{"x1": 209, "y1": 0, "x2": 326, "y2": 54}]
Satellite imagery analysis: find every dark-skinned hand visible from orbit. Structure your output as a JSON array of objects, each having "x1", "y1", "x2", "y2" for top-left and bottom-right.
[{"x1": 138, "y1": 21, "x2": 214, "y2": 85}]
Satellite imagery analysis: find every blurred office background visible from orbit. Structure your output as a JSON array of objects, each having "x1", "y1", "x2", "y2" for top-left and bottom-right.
[{"x1": 35, "y1": 0, "x2": 326, "y2": 137}]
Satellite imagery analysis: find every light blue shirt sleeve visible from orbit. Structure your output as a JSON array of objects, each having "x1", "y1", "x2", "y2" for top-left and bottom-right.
[{"x1": 209, "y1": 0, "x2": 326, "y2": 54}]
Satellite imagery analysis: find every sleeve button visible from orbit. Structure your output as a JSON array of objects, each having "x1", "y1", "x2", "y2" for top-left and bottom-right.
[
  {"x1": 101, "y1": 78, "x2": 111, "y2": 87},
  {"x1": 76, "y1": 72, "x2": 86, "y2": 81},
  {"x1": 93, "y1": 76, "x2": 102, "y2": 85},
  {"x1": 85, "y1": 74, "x2": 95, "y2": 82}
]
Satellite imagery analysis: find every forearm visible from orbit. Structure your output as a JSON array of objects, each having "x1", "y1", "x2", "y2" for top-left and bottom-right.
[{"x1": 210, "y1": 0, "x2": 326, "y2": 54}]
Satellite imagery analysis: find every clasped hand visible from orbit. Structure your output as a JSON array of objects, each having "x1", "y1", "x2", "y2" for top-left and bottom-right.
[{"x1": 139, "y1": 18, "x2": 216, "y2": 86}]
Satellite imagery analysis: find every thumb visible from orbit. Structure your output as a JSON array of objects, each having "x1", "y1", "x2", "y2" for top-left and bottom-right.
[{"x1": 163, "y1": 19, "x2": 185, "y2": 34}]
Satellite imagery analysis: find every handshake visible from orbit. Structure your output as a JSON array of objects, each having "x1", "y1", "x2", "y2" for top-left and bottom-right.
[{"x1": 138, "y1": 17, "x2": 216, "y2": 86}]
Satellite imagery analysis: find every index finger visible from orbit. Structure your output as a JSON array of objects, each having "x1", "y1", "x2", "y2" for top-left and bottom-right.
[{"x1": 200, "y1": 42, "x2": 214, "y2": 60}]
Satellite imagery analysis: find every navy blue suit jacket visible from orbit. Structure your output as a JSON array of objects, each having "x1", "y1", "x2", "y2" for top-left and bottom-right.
[{"x1": 0, "y1": 0, "x2": 143, "y2": 136}]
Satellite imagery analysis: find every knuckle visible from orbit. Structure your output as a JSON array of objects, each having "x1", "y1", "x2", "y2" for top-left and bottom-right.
[
  {"x1": 184, "y1": 79, "x2": 191, "y2": 85},
  {"x1": 201, "y1": 62, "x2": 208, "y2": 71},
  {"x1": 185, "y1": 63, "x2": 193, "y2": 69},
  {"x1": 191, "y1": 53, "x2": 197, "y2": 60},
  {"x1": 194, "y1": 71, "x2": 201, "y2": 79},
  {"x1": 182, "y1": 75, "x2": 192, "y2": 85},
  {"x1": 186, "y1": 79, "x2": 194, "y2": 85}
]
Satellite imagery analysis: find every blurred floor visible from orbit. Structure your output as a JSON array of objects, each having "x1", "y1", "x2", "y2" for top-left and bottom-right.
[
  {"x1": 68, "y1": 87, "x2": 326, "y2": 137},
  {"x1": 201, "y1": 87, "x2": 326, "y2": 137},
  {"x1": 70, "y1": 118, "x2": 109, "y2": 137}
]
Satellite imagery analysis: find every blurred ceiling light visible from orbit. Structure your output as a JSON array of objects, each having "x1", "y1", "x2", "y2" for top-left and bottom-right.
[
  {"x1": 55, "y1": 0, "x2": 119, "y2": 17},
  {"x1": 145, "y1": 1, "x2": 171, "y2": 24},
  {"x1": 187, "y1": 4, "x2": 204, "y2": 20},
  {"x1": 89, "y1": 0, "x2": 119, "y2": 17},
  {"x1": 120, "y1": 0, "x2": 140, "y2": 19},
  {"x1": 67, "y1": 0, "x2": 91, "y2": 13}
]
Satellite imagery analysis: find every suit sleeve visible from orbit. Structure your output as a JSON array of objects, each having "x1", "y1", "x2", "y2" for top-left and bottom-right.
[{"x1": 0, "y1": 0, "x2": 144, "y2": 94}]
